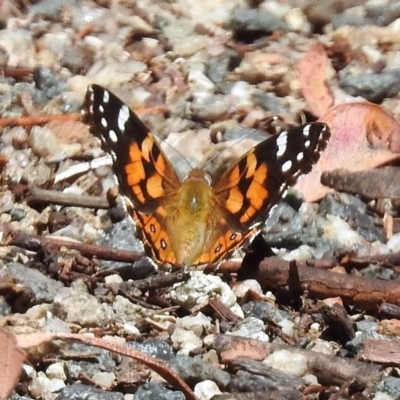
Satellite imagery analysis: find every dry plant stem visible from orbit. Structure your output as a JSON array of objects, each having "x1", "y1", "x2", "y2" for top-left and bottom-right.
[
  {"x1": 0, "y1": 113, "x2": 81, "y2": 127},
  {"x1": 209, "y1": 297, "x2": 242, "y2": 323},
  {"x1": 240, "y1": 256, "x2": 400, "y2": 313},
  {"x1": 341, "y1": 251, "x2": 400, "y2": 268},
  {"x1": 52, "y1": 333, "x2": 198, "y2": 400},
  {"x1": 8, "y1": 232, "x2": 143, "y2": 263},
  {"x1": 1, "y1": 67, "x2": 34, "y2": 78},
  {"x1": 27, "y1": 187, "x2": 110, "y2": 209},
  {"x1": 214, "y1": 334, "x2": 381, "y2": 388}
]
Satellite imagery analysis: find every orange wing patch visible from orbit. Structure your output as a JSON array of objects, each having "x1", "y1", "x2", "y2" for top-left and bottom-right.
[
  {"x1": 213, "y1": 147, "x2": 270, "y2": 230},
  {"x1": 132, "y1": 209, "x2": 177, "y2": 265}
]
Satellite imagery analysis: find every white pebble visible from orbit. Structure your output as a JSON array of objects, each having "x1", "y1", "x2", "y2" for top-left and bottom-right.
[
  {"x1": 104, "y1": 274, "x2": 124, "y2": 284},
  {"x1": 194, "y1": 380, "x2": 222, "y2": 400},
  {"x1": 230, "y1": 279, "x2": 263, "y2": 298},
  {"x1": 373, "y1": 392, "x2": 395, "y2": 400},
  {"x1": 170, "y1": 271, "x2": 236, "y2": 310},
  {"x1": 171, "y1": 327, "x2": 202, "y2": 355},
  {"x1": 278, "y1": 319, "x2": 295, "y2": 337},
  {"x1": 230, "y1": 317, "x2": 269, "y2": 342},
  {"x1": 176, "y1": 312, "x2": 212, "y2": 336},
  {"x1": 46, "y1": 362, "x2": 67, "y2": 380},
  {"x1": 323, "y1": 215, "x2": 365, "y2": 247},
  {"x1": 387, "y1": 232, "x2": 400, "y2": 252},
  {"x1": 188, "y1": 70, "x2": 215, "y2": 92},
  {"x1": 92, "y1": 372, "x2": 115, "y2": 388},
  {"x1": 263, "y1": 349, "x2": 308, "y2": 377}
]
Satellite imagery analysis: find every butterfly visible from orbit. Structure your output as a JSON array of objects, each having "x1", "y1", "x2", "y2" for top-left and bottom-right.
[{"x1": 82, "y1": 84, "x2": 330, "y2": 268}]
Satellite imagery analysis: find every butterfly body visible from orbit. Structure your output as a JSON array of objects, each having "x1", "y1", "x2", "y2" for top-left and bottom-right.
[
  {"x1": 82, "y1": 84, "x2": 330, "y2": 268},
  {"x1": 159, "y1": 169, "x2": 220, "y2": 266}
]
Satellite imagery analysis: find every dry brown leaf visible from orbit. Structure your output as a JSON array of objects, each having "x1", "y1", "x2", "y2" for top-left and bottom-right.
[
  {"x1": 0, "y1": 328, "x2": 25, "y2": 400},
  {"x1": 297, "y1": 42, "x2": 334, "y2": 118},
  {"x1": 296, "y1": 102, "x2": 400, "y2": 202}
]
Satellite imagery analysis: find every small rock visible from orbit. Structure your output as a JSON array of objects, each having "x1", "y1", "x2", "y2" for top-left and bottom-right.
[
  {"x1": 92, "y1": 372, "x2": 115, "y2": 389},
  {"x1": 307, "y1": 338, "x2": 339, "y2": 355},
  {"x1": 127, "y1": 338, "x2": 174, "y2": 361},
  {"x1": 29, "y1": 126, "x2": 61, "y2": 158},
  {"x1": 230, "y1": 317, "x2": 269, "y2": 342},
  {"x1": 53, "y1": 279, "x2": 113, "y2": 327},
  {"x1": 242, "y1": 301, "x2": 283, "y2": 323},
  {"x1": 46, "y1": 362, "x2": 67, "y2": 380},
  {"x1": 134, "y1": 382, "x2": 185, "y2": 400},
  {"x1": 278, "y1": 319, "x2": 295, "y2": 337},
  {"x1": 387, "y1": 233, "x2": 400, "y2": 252},
  {"x1": 170, "y1": 271, "x2": 236, "y2": 310},
  {"x1": 376, "y1": 377, "x2": 400, "y2": 399},
  {"x1": 191, "y1": 93, "x2": 230, "y2": 122},
  {"x1": 339, "y1": 69, "x2": 400, "y2": 103},
  {"x1": 263, "y1": 349, "x2": 308, "y2": 377},
  {"x1": 176, "y1": 312, "x2": 212, "y2": 336},
  {"x1": 171, "y1": 327, "x2": 202, "y2": 355},
  {"x1": 227, "y1": 8, "x2": 288, "y2": 40},
  {"x1": 194, "y1": 380, "x2": 222, "y2": 400},
  {"x1": 33, "y1": 67, "x2": 66, "y2": 98},
  {"x1": 37, "y1": 371, "x2": 65, "y2": 393},
  {"x1": 55, "y1": 382, "x2": 124, "y2": 400},
  {"x1": 230, "y1": 279, "x2": 263, "y2": 298},
  {"x1": 0, "y1": 262, "x2": 64, "y2": 304},
  {"x1": 168, "y1": 355, "x2": 231, "y2": 389}
]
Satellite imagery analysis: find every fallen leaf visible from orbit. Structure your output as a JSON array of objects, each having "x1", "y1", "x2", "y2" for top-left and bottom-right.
[
  {"x1": 296, "y1": 102, "x2": 400, "y2": 202},
  {"x1": 297, "y1": 42, "x2": 334, "y2": 118},
  {"x1": 0, "y1": 328, "x2": 25, "y2": 400}
]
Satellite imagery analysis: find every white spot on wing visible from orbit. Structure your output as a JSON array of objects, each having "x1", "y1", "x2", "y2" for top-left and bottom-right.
[
  {"x1": 282, "y1": 160, "x2": 292, "y2": 172},
  {"x1": 297, "y1": 152, "x2": 304, "y2": 161},
  {"x1": 304, "y1": 140, "x2": 311, "y2": 148},
  {"x1": 118, "y1": 105, "x2": 130, "y2": 131},
  {"x1": 101, "y1": 118, "x2": 107, "y2": 128},
  {"x1": 303, "y1": 124, "x2": 311, "y2": 137},
  {"x1": 109, "y1": 129, "x2": 118, "y2": 143},
  {"x1": 276, "y1": 132, "x2": 288, "y2": 157},
  {"x1": 99, "y1": 105, "x2": 104, "y2": 113},
  {"x1": 103, "y1": 90, "x2": 110, "y2": 103}
]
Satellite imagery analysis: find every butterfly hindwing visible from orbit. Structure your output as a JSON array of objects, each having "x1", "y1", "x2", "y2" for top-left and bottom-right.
[
  {"x1": 213, "y1": 123, "x2": 330, "y2": 231},
  {"x1": 82, "y1": 84, "x2": 180, "y2": 212}
]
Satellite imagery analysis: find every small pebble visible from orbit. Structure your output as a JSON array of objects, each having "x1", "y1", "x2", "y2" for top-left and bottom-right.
[
  {"x1": 263, "y1": 349, "x2": 308, "y2": 377},
  {"x1": 194, "y1": 380, "x2": 222, "y2": 400}
]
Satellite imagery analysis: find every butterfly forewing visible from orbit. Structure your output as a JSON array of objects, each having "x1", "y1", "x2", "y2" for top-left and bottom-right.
[
  {"x1": 82, "y1": 84, "x2": 180, "y2": 212},
  {"x1": 213, "y1": 123, "x2": 330, "y2": 231}
]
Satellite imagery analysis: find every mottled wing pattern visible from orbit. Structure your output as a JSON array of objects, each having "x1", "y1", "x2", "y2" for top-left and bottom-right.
[
  {"x1": 212, "y1": 122, "x2": 330, "y2": 237},
  {"x1": 82, "y1": 84, "x2": 180, "y2": 213},
  {"x1": 124, "y1": 203, "x2": 178, "y2": 265},
  {"x1": 82, "y1": 84, "x2": 181, "y2": 265},
  {"x1": 193, "y1": 223, "x2": 258, "y2": 266}
]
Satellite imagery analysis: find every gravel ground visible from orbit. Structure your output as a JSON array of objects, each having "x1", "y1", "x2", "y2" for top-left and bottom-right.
[{"x1": 1, "y1": 1, "x2": 400, "y2": 399}]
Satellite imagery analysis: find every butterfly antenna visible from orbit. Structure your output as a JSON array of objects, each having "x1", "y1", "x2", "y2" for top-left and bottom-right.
[
  {"x1": 153, "y1": 131, "x2": 194, "y2": 171},
  {"x1": 206, "y1": 115, "x2": 282, "y2": 167}
]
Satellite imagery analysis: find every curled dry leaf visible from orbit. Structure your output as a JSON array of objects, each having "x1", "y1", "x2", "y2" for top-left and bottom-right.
[
  {"x1": 296, "y1": 102, "x2": 400, "y2": 202},
  {"x1": 0, "y1": 328, "x2": 25, "y2": 400},
  {"x1": 296, "y1": 42, "x2": 334, "y2": 119},
  {"x1": 296, "y1": 43, "x2": 400, "y2": 202}
]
